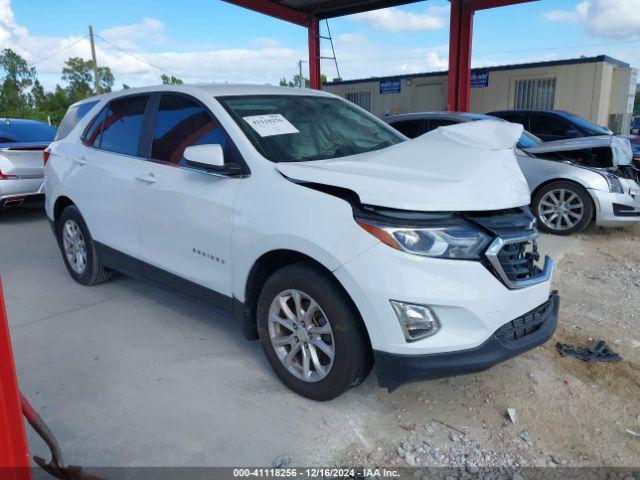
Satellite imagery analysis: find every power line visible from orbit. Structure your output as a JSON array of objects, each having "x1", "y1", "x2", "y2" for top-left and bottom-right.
[
  {"x1": 28, "y1": 35, "x2": 89, "y2": 68},
  {"x1": 96, "y1": 34, "x2": 196, "y2": 82}
]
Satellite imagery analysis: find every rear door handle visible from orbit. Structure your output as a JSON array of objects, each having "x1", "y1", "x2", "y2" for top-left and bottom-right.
[
  {"x1": 74, "y1": 156, "x2": 88, "y2": 166},
  {"x1": 136, "y1": 172, "x2": 157, "y2": 184}
]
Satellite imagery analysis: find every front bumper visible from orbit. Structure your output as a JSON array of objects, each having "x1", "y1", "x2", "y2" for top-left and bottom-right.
[
  {"x1": 590, "y1": 189, "x2": 640, "y2": 226},
  {"x1": 375, "y1": 293, "x2": 559, "y2": 391}
]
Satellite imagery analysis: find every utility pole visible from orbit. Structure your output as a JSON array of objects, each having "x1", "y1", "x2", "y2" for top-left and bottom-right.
[
  {"x1": 88, "y1": 25, "x2": 100, "y2": 94},
  {"x1": 298, "y1": 60, "x2": 303, "y2": 88}
]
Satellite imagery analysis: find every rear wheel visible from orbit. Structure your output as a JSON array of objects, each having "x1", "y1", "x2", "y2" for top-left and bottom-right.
[
  {"x1": 256, "y1": 263, "x2": 372, "y2": 401},
  {"x1": 57, "y1": 205, "x2": 112, "y2": 285},
  {"x1": 533, "y1": 181, "x2": 593, "y2": 235}
]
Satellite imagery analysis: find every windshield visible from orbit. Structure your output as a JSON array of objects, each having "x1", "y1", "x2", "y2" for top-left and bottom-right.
[
  {"x1": 465, "y1": 116, "x2": 541, "y2": 149},
  {"x1": 218, "y1": 95, "x2": 404, "y2": 162},
  {"x1": 517, "y1": 131, "x2": 542, "y2": 149},
  {"x1": 565, "y1": 113, "x2": 611, "y2": 136}
]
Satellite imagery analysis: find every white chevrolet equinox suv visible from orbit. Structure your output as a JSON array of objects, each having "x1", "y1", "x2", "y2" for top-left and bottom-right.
[{"x1": 45, "y1": 85, "x2": 558, "y2": 400}]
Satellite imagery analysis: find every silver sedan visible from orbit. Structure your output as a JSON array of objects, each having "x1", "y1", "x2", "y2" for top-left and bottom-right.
[
  {"x1": 0, "y1": 119, "x2": 55, "y2": 209},
  {"x1": 387, "y1": 112, "x2": 640, "y2": 235}
]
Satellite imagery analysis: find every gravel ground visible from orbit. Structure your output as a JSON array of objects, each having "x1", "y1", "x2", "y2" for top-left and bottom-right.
[{"x1": 335, "y1": 224, "x2": 640, "y2": 470}]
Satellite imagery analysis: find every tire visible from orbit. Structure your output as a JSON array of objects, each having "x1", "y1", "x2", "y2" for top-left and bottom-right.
[
  {"x1": 532, "y1": 181, "x2": 594, "y2": 235},
  {"x1": 256, "y1": 262, "x2": 372, "y2": 401},
  {"x1": 56, "y1": 205, "x2": 112, "y2": 286}
]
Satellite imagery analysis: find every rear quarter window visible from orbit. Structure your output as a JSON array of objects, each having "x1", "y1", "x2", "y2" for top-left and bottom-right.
[{"x1": 55, "y1": 100, "x2": 100, "y2": 140}]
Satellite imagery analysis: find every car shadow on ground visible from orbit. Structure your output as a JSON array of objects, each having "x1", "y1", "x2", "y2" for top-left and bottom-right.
[{"x1": 0, "y1": 204, "x2": 47, "y2": 225}]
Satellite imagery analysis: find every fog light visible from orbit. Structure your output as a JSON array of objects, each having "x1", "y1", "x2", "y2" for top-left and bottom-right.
[{"x1": 390, "y1": 301, "x2": 440, "y2": 342}]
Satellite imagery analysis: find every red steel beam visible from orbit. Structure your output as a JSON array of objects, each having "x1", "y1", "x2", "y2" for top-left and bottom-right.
[
  {"x1": 448, "y1": 0, "x2": 474, "y2": 112},
  {"x1": 308, "y1": 17, "x2": 321, "y2": 89},
  {"x1": 0, "y1": 278, "x2": 31, "y2": 479},
  {"x1": 221, "y1": 0, "x2": 309, "y2": 26}
]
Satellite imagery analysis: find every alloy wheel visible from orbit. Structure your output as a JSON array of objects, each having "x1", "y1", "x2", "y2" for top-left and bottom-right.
[
  {"x1": 62, "y1": 219, "x2": 88, "y2": 274},
  {"x1": 268, "y1": 289, "x2": 335, "y2": 383},
  {"x1": 538, "y1": 188, "x2": 584, "y2": 232}
]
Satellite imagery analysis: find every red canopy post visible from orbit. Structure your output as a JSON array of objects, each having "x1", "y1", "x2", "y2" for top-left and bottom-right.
[
  {"x1": 0, "y1": 278, "x2": 31, "y2": 479},
  {"x1": 308, "y1": 16, "x2": 321, "y2": 89},
  {"x1": 448, "y1": 0, "x2": 474, "y2": 112}
]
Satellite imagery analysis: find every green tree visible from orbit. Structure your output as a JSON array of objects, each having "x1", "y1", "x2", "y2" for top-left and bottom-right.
[
  {"x1": 62, "y1": 57, "x2": 114, "y2": 102},
  {"x1": 61, "y1": 57, "x2": 93, "y2": 102},
  {"x1": 279, "y1": 73, "x2": 327, "y2": 88},
  {"x1": 161, "y1": 74, "x2": 183, "y2": 85},
  {"x1": 31, "y1": 79, "x2": 46, "y2": 110},
  {"x1": 0, "y1": 48, "x2": 36, "y2": 111}
]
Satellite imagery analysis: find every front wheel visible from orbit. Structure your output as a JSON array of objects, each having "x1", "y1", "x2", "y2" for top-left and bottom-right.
[
  {"x1": 256, "y1": 263, "x2": 372, "y2": 401},
  {"x1": 533, "y1": 181, "x2": 594, "y2": 235}
]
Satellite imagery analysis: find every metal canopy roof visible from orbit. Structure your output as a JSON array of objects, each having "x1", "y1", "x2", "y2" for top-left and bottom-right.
[{"x1": 267, "y1": 0, "x2": 424, "y2": 19}]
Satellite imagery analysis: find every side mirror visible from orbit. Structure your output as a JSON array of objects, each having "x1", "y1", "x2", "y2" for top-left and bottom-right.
[
  {"x1": 183, "y1": 144, "x2": 242, "y2": 176},
  {"x1": 564, "y1": 129, "x2": 581, "y2": 138}
]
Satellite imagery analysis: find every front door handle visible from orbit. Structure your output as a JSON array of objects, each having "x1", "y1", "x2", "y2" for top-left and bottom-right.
[
  {"x1": 136, "y1": 172, "x2": 157, "y2": 184},
  {"x1": 74, "y1": 156, "x2": 88, "y2": 166}
]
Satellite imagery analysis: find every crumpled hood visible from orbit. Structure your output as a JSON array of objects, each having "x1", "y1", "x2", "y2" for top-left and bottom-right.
[
  {"x1": 523, "y1": 135, "x2": 633, "y2": 166},
  {"x1": 276, "y1": 120, "x2": 530, "y2": 212}
]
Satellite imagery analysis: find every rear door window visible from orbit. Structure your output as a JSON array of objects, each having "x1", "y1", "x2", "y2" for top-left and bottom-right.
[
  {"x1": 150, "y1": 93, "x2": 236, "y2": 166},
  {"x1": 99, "y1": 95, "x2": 149, "y2": 157},
  {"x1": 427, "y1": 119, "x2": 458, "y2": 131},
  {"x1": 492, "y1": 112, "x2": 527, "y2": 129},
  {"x1": 530, "y1": 113, "x2": 570, "y2": 137},
  {"x1": 55, "y1": 101, "x2": 99, "y2": 140},
  {"x1": 390, "y1": 119, "x2": 425, "y2": 139}
]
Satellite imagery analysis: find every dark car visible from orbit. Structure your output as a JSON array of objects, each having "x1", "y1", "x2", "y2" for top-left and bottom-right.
[{"x1": 487, "y1": 109, "x2": 612, "y2": 142}]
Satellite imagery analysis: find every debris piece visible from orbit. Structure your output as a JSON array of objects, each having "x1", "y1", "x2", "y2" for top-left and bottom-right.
[
  {"x1": 272, "y1": 454, "x2": 292, "y2": 469},
  {"x1": 631, "y1": 340, "x2": 640, "y2": 349},
  {"x1": 404, "y1": 451, "x2": 417, "y2": 467},
  {"x1": 396, "y1": 447, "x2": 406, "y2": 458},
  {"x1": 556, "y1": 340, "x2": 621, "y2": 363},
  {"x1": 507, "y1": 408, "x2": 517, "y2": 424},
  {"x1": 432, "y1": 418, "x2": 466, "y2": 436},
  {"x1": 399, "y1": 423, "x2": 416, "y2": 431},
  {"x1": 550, "y1": 455, "x2": 567, "y2": 465},
  {"x1": 625, "y1": 429, "x2": 640, "y2": 438},
  {"x1": 519, "y1": 430, "x2": 530, "y2": 443},
  {"x1": 449, "y1": 432, "x2": 457, "y2": 442}
]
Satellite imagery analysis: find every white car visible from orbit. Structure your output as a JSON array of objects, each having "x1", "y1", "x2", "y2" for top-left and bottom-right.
[{"x1": 45, "y1": 85, "x2": 557, "y2": 400}]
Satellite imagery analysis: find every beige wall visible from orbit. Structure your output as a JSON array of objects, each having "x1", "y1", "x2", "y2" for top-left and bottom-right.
[{"x1": 326, "y1": 59, "x2": 634, "y2": 132}]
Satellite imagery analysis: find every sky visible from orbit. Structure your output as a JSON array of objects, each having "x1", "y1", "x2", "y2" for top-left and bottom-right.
[{"x1": 2, "y1": 0, "x2": 640, "y2": 90}]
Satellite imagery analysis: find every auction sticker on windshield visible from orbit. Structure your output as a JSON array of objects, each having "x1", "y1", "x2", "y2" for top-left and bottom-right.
[{"x1": 243, "y1": 114, "x2": 300, "y2": 137}]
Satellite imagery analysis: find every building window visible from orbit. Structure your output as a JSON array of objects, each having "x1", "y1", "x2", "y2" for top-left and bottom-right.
[
  {"x1": 345, "y1": 91, "x2": 372, "y2": 112},
  {"x1": 514, "y1": 78, "x2": 556, "y2": 110}
]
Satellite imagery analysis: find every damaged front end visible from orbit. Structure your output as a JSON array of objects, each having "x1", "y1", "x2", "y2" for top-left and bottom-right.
[
  {"x1": 354, "y1": 204, "x2": 552, "y2": 290},
  {"x1": 523, "y1": 135, "x2": 640, "y2": 189}
]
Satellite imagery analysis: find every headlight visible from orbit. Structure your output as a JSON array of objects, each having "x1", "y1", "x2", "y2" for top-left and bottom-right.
[
  {"x1": 356, "y1": 217, "x2": 492, "y2": 259},
  {"x1": 602, "y1": 172, "x2": 624, "y2": 193}
]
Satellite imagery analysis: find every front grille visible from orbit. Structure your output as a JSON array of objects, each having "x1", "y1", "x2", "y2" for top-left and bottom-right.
[
  {"x1": 465, "y1": 207, "x2": 550, "y2": 289},
  {"x1": 496, "y1": 238, "x2": 542, "y2": 283},
  {"x1": 496, "y1": 297, "x2": 554, "y2": 343}
]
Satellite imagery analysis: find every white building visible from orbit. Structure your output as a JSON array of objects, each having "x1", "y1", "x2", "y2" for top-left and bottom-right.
[{"x1": 326, "y1": 55, "x2": 638, "y2": 133}]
